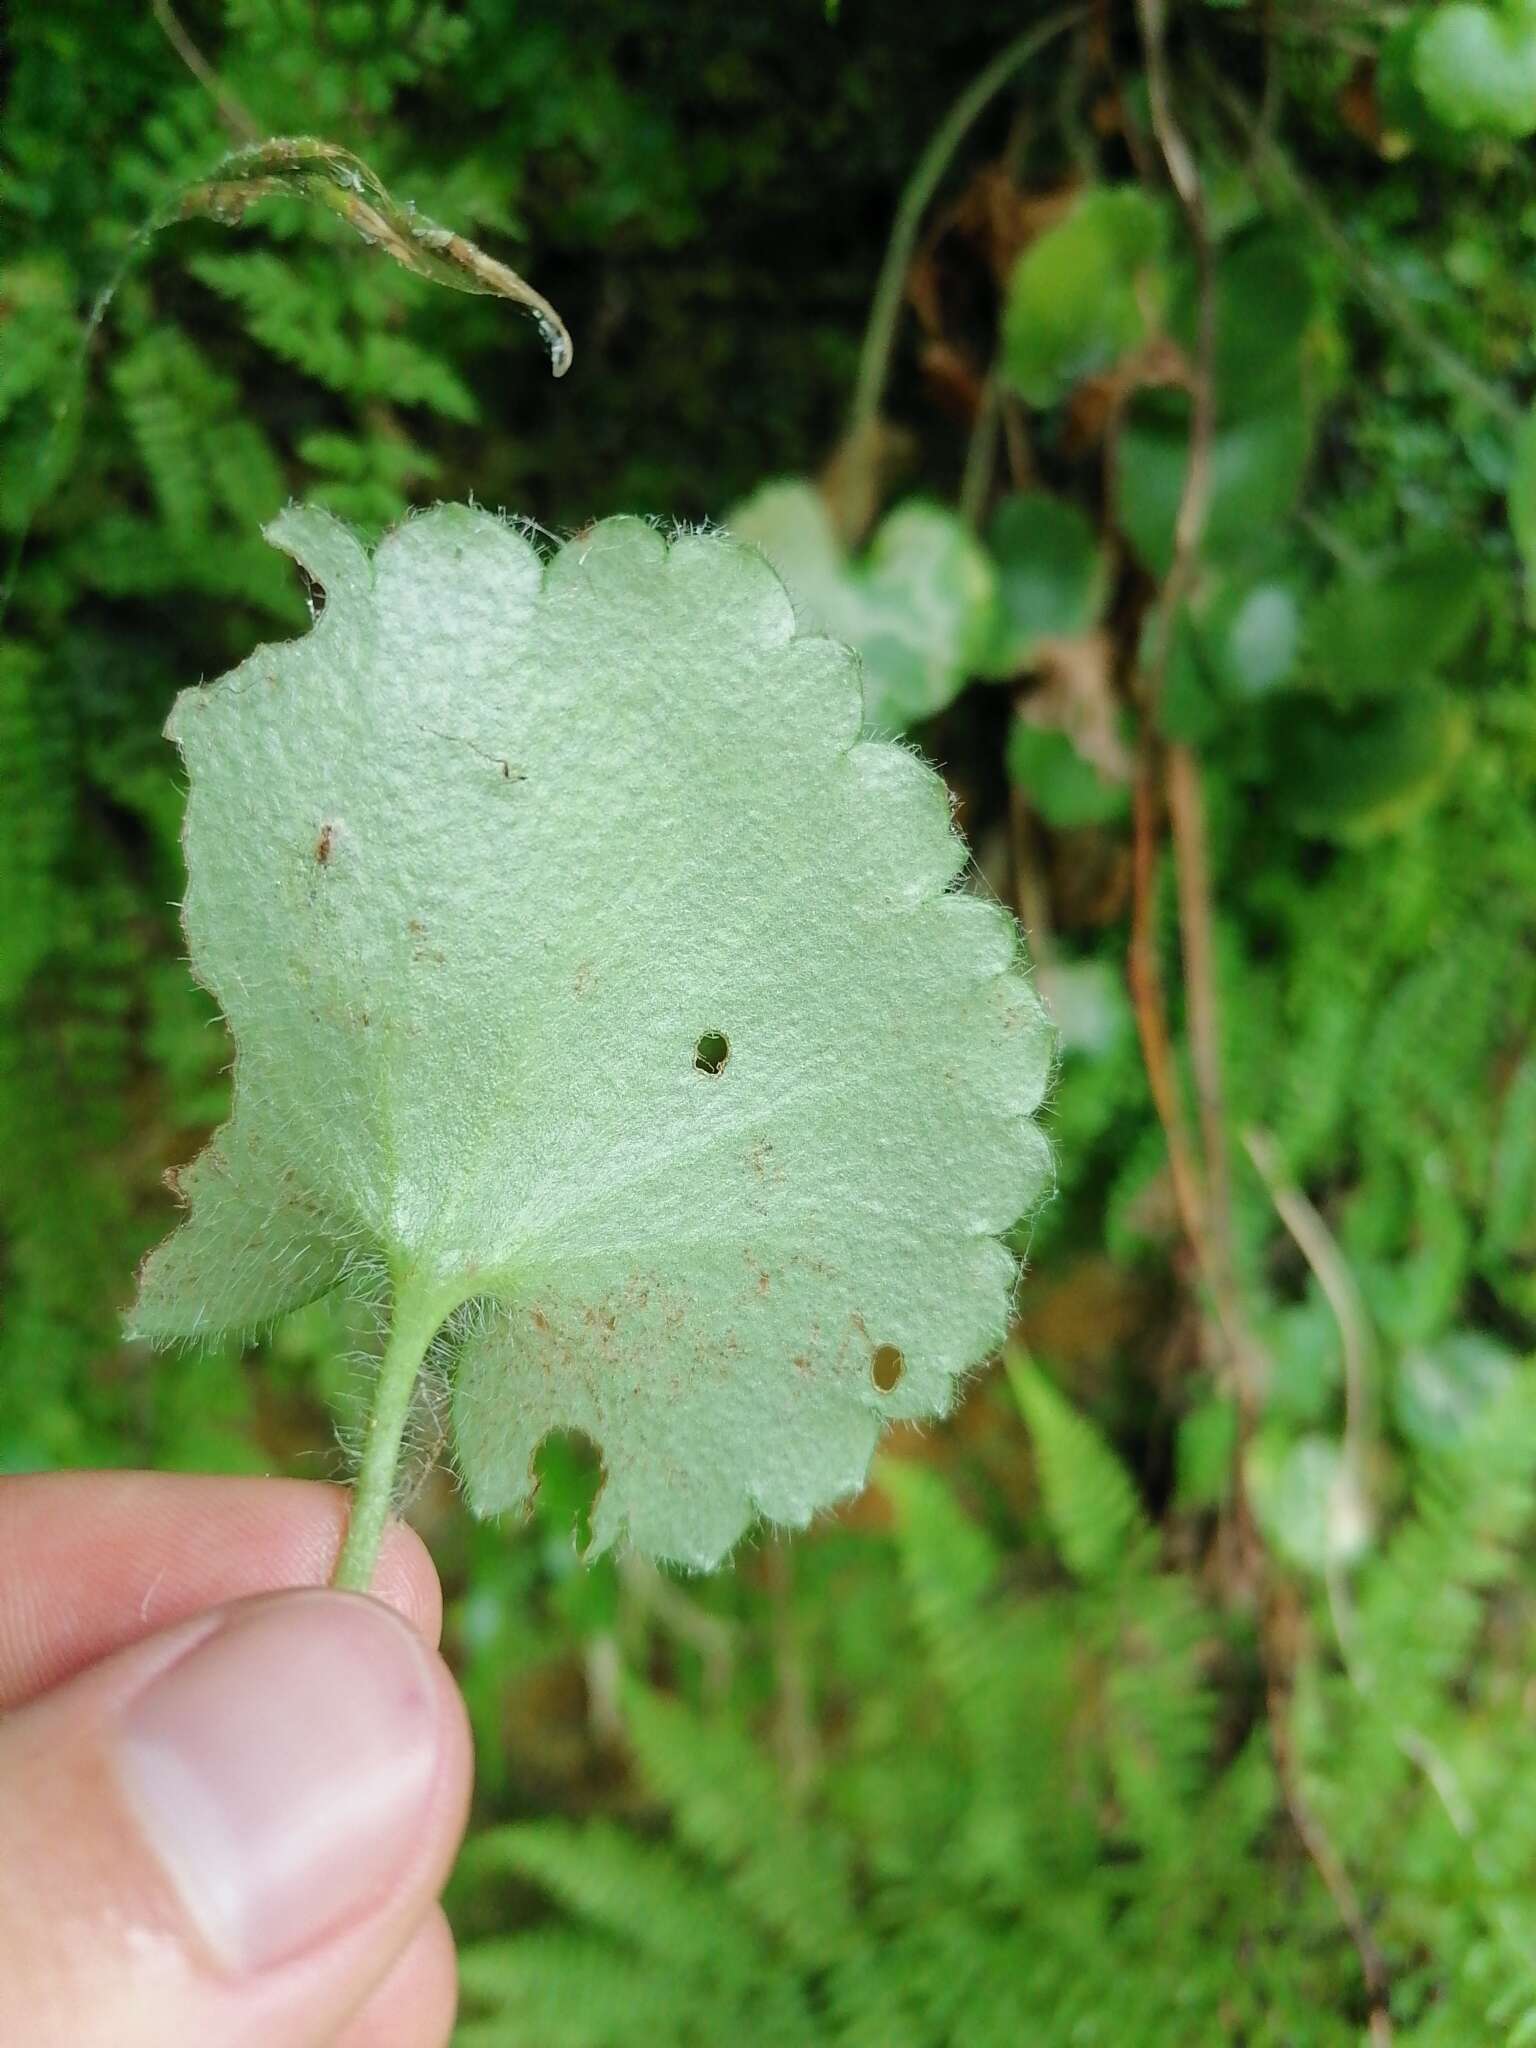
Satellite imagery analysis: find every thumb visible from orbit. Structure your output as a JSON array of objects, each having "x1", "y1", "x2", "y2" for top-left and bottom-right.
[{"x1": 0, "y1": 1587, "x2": 471, "y2": 2048}]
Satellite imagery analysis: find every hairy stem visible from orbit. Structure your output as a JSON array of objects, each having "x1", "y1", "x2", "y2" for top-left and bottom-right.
[{"x1": 332, "y1": 1276, "x2": 445, "y2": 1592}]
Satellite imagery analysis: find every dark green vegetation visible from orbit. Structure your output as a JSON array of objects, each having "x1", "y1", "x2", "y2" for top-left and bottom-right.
[{"x1": 4, "y1": 1, "x2": 1536, "y2": 2038}]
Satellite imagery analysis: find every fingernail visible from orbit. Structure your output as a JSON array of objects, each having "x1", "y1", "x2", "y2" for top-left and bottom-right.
[{"x1": 111, "y1": 1591, "x2": 441, "y2": 1974}]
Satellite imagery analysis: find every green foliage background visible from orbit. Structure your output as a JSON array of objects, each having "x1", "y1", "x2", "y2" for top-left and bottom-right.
[{"x1": 4, "y1": 1, "x2": 1536, "y2": 2038}]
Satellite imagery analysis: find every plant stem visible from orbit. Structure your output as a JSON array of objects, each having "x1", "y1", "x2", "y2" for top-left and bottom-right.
[
  {"x1": 848, "y1": 6, "x2": 1085, "y2": 438},
  {"x1": 332, "y1": 1275, "x2": 445, "y2": 1592}
]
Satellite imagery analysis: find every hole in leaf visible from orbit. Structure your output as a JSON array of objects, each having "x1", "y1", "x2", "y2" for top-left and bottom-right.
[
  {"x1": 872, "y1": 1344, "x2": 905, "y2": 1394},
  {"x1": 532, "y1": 1428, "x2": 605, "y2": 1554},
  {"x1": 297, "y1": 565, "x2": 327, "y2": 621},
  {"x1": 694, "y1": 1030, "x2": 730, "y2": 1076}
]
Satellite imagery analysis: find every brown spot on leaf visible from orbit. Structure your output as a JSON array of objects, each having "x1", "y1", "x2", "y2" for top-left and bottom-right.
[{"x1": 315, "y1": 823, "x2": 335, "y2": 865}]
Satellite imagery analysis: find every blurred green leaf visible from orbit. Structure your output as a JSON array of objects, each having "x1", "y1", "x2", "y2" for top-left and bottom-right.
[
  {"x1": 1177, "y1": 228, "x2": 1319, "y2": 412},
  {"x1": 1508, "y1": 401, "x2": 1536, "y2": 623},
  {"x1": 1202, "y1": 571, "x2": 1305, "y2": 699},
  {"x1": 1394, "y1": 1332, "x2": 1520, "y2": 1449},
  {"x1": 729, "y1": 481, "x2": 995, "y2": 727},
  {"x1": 1115, "y1": 385, "x2": 1313, "y2": 578},
  {"x1": 1246, "y1": 1431, "x2": 1370, "y2": 1573},
  {"x1": 1308, "y1": 539, "x2": 1485, "y2": 702},
  {"x1": 1414, "y1": 2, "x2": 1536, "y2": 137},
  {"x1": 1174, "y1": 1397, "x2": 1238, "y2": 1511},
  {"x1": 1002, "y1": 187, "x2": 1167, "y2": 408},
  {"x1": 1269, "y1": 688, "x2": 1467, "y2": 840},
  {"x1": 982, "y1": 491, "x2": 1106, "y2": 676},
  {"x1": 1007, "y1": 718, "x2": 1130, "y2": 828}
]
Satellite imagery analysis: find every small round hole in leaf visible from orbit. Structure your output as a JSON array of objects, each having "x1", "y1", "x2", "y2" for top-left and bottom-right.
[
  {"x1": 872, "y1": 1344, "x2": 905, "y2": 1394},
  {"x1": 694, "y1": 1030, "x2": 730, "y2": 1076}
]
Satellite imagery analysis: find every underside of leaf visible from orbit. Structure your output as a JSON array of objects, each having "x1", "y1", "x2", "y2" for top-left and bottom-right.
[{"x1": 130, "y1": 503, "x2": 1054, "y2": 1566}]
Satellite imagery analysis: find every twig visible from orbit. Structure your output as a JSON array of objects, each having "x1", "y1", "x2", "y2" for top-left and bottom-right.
[
  {"x1": 1000, "y1": 391, "x2": 1034, "y2": 490},
  {"x1": 1265, "y1": 1608, "x2": 1395, "y2": 2044},
  {"x1": 763, "y1": 1541, "x2": 818, "y2": 1801},
  {"x1": 1128, "y1": 753, "x2": 1210, "y2": 1268},
  {"x1": 1242, "y1": 1127, "x2": 1375, "y2": 1493},
  {"x1": 1130, "y1": 0, "x2": 1230, "y2": 1344},
  {"x1": 1167, "y1": 744, "x2": 1240, "y2": 1348},
  {"x1": 1136, "y1": 0, "x2": 1216, "y2": 685},
  {"x1": 1243, "y1": 1125, "x2": 1477, "y2": 1844},
  {"x1": 958, "y1": 372, "x2": 1002, "y2": 530},
  {"x1": 1241, "y1": 1122, "x2": 1404, "y2": 2034},
  {"x1": 151, "y1": 0, "x2": 261, "y2": 144},
  {"x1": 1135, "y1": 16, "x2": 1392, "y2": 2031},
  {"x1": 0, "y1": 131, "x2": 572, "y2": 631},
  {"x1": 849, "y1": 8, "x2": 1085, "y2": 436},
  {"x1": 1008, "y1": 779, "x2": 1055, "y2": 962}
]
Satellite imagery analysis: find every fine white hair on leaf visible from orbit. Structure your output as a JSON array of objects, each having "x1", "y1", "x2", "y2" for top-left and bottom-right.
[{"x1": 130, "y1": 504, "x2": 1056, "y2": 1570}]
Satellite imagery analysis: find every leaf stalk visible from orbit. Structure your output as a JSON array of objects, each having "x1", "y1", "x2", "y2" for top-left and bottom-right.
[{"x1": 332, "y1": 1275, "x2": 446, "y2": 1592}]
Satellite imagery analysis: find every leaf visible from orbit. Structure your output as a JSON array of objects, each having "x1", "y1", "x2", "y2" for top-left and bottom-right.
[
  {"x1": 130, "y1": 505, "x2": 1054, "y2": 1569},
  {"x1": 1245, "y1": 1431, "x2": 1370, "y2": 1574},
  {"x1": 729, "y1": 482, "x2": 995, "y2": 728},
  {"x1": 1002, "y1": 186, "x2": 1168, "y2": 407},
  {"x1": 1114, "y1": 384, "x2": 1313, "y2": 578},
  {"x1": 1413, "y1": 4, "x2": 1536, "y2": 138},
  {"x1": 1508, "y1": 401, "x2": 1536, "y2": 624},
  {"x1": 1007, "y1": 1351, "x2": 1148, "y2": 1579},
  {"x1": 180, "y1": 136, "x2": 572, "y2": 376},
  {"x1": 1007, "y1": 719, "x2": 1129, "y2": 829},
  {"x1": 1394, "y1": 1332, "x2": 1519, "y2": 1450},
  {"x1": 1168, "y1": 228, "x2": 1319, "y2": 415},
  {"x1": 981, "y1": 491, "x2": 1106, "y2": 677},
  {"x1": 1268, "y1": 689, "x2": 1467, "y2": 841},
  {"x1": 1199, "y1": 570, "x2": 1304, "y2": 700},
  {"x1": 1307, "y1": 539, "x2": 1485, "y2": 703}
]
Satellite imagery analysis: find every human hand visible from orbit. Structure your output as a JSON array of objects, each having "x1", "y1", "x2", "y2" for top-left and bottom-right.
[{"x1": 0, "y1": 1472, "x2": 472, "y2": 2047}]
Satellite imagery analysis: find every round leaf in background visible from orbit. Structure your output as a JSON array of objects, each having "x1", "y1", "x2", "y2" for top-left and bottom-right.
[
  {"x1": 1115, "y1": 385, "x2": 1314, "y2": 578},
  {"x1": 729, "y1": 481, "x2": 996, "y2": 729},
  {"x1": 1268, "y1": 688, "x2": 1467, "y2": 841},
  {"x1": 1007, "y1": 718, "x2": 1130, "y2": 829},
  {"x1": 1414, "y1": 1, "x2": 1536, "y2": 137},
  {"x1": 1394, "y1": 1331, "x2": 1519, "y2": 1449},
  {"x1": 982, "y1": 491, "x2": 1106, "y2": 677},
  {"x1": 1002, "y1": 186, "x2": 1168, "y2": 408},
  {"x1": 1306, "y1": 538, "x2": 1485, "y2": 703}
]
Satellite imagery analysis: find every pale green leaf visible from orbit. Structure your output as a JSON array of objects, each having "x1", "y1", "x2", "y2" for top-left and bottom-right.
[
  {"x1": 1245, "y1": 1431, "x2": 1371, "y2": 1574},
  {"x1": 728, "y1": 482, "x2": 995, "y2": 728},
  {"x1": 1394, "y1": 1333, "x2": 1519, "y2": 1450},
  {"x1": 1414, "y1": 3, "x2": 1536, "y2": 137},
  {"x1": 130, "y1": 505, "x2": 1054, "y2": 1567}
]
